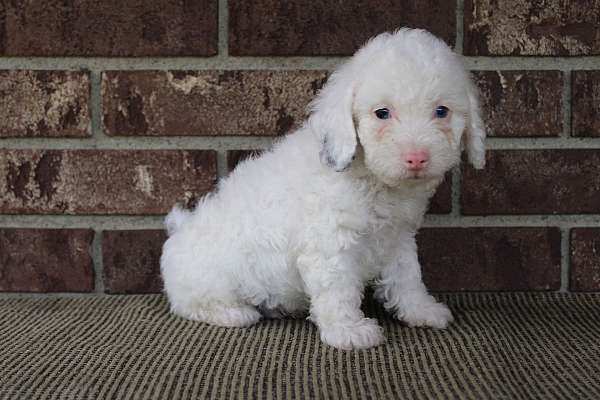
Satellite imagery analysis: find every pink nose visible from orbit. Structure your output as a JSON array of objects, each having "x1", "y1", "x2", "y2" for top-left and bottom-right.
[{"x1": 403, "y1": 150, "x2": 430, "y2": 170}]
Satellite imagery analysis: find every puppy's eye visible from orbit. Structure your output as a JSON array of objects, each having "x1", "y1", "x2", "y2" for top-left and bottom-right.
[
  {"x1": 435, "y1": 106, "x2": 449, "y2": 118},
  {"x1": 374, "y1": 108, "x2": 391, "y2": 120}
]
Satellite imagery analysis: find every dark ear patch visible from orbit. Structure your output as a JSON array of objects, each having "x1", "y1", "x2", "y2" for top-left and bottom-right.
[
  {"x1": 311, "y1": 65, "x2": 358, "y2": 171},
  {"x1": 320, "y1": 135, "x2": 351, "y2": 171},
  {"x1": 320, "y1": 136, "x2": 336, "y2": 168}
]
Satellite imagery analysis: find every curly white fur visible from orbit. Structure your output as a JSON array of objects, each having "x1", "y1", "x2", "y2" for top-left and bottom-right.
[{"x1": 161, "y1": 28, "x2": 486, "y2": 350}]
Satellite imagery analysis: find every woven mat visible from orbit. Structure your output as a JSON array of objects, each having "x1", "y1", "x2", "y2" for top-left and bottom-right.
[{"x1": 1, "y1": 293, "x2": 599, "y2": 399}]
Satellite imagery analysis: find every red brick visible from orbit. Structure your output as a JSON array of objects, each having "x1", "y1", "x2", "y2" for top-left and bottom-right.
[
  {"x1": 461, "y1": 150, "x2": 600, "y2": 215},
  {"x1": 102, "y1": 230, "x2": 166, "y2": 294},
  {"x1": 102, "y1": 71, "x2": 328, "y2": 136},
  {"x1": 1, "y1": 0, "x2": 217, "y2": 56},
  {"x1": 419, "y1": 228, "x2": 561, "y2": 291},
  {"x1": 0, "y1": 150, "x2": 216, "y2": 215},
  {"x1": 0, "y1": 70, "x2": 90, "y2": 138},
  {"x1": 464, "y1": 0, "x2": 600, "y2": 56},
  {"x1": 473, "y1": 71, "x2": 563, "y2": 137},
  {"x1": 0, "y1": 229, "x2": 94, "y2": 292},
  {"x1": 572, "y1": 71, "x2": 600, "y2": 137},
  {"x1": 428, "y1": 174, "x2": 452, "y2": 214},
  {"x1": 229, "y1": 0, "x2": 456, "y2": 56},
  {"x1": 227, "y1": 150, "x2": 264, "y2": 172},
  {"x1": 570, "y1": 228, "x2": 600, "y2": 291}
]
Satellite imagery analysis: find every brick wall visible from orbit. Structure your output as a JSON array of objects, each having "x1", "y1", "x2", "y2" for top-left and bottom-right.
[{"x1": 1, "y1": 0, "x2": 599, "y2": 295}]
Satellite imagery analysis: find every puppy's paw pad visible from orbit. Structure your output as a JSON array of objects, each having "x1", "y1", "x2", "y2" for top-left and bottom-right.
[
  {"x1": 402, "y1": 302, "x2": 454, "y2": 329},
  {"x1": 320, "y1": 318, "x2": 385, "y2": 350}
]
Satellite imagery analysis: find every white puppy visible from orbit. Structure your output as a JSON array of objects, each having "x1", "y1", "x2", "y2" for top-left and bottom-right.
[{"x1": 161, "y1": 28, "x2": 485, "y2": 350}]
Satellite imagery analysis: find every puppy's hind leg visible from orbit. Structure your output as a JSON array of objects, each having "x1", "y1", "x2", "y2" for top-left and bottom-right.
[
  {"x1": 164, "y1": 264, "x2": 261, "y2": 327},
  {"x1": 162, "y1": 237, "x2": 262, "y2": 328},
  {"x1": 170, "y1": 298, "x2": 262, "y2": 328}
]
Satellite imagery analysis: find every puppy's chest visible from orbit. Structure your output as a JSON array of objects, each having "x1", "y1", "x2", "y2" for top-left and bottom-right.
[
  {"x1": 352, "y1": 190, "x2": 425, "y2": 267},
  {"x1": 366, "y1": 187, "x2": 426, "y2": 232}
]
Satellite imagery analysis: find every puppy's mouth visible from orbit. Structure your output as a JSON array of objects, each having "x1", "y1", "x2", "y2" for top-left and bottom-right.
[{"x1": 404, "y1": 171, "x2": 428, "y2": 180}]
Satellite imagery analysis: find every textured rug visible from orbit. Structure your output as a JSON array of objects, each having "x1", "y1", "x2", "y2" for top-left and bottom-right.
[{"x1": 1, "y1": 293, "x2": 599, "y2": 399}]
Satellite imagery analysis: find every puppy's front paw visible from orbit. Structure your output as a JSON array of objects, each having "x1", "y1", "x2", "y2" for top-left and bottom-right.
[
  {"x1": 319, "y1": 318, "x2": 385, "y2": 350},
  {"x1": 402, "y1": 301, "x2": 454, "y2": 329}
]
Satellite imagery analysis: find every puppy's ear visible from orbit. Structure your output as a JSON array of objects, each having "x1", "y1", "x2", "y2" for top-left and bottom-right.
[
  {"x1": 309, "y1": 66, "x2": 357, "y2": 172},
  {"x1": 464, "y1": 76, "x2": 486, "y2": 169}
]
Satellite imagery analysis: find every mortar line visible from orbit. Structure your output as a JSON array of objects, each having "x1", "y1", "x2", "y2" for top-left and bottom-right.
[
  {"x1": 1, "y1": 56, "x2": 600, "y2": 71},
  {"x1": 2, "y1": 214, "x2": 600, "y2": 228},
  {"x1": 464, "y1": 57, "x2": 600, "y2": 70},
  {"x1": 562, "y1": 70, "x2": 572, "y2": 138},
  {"x1": 450, "y1": 166, "x2": 461, "y2": 217},
  {"x1": 2, "y1": 136, "x2": 600, "y2": 150},
  {"x1": 483, "y1": 137, "x2": 600, "y2": 148},
  {"x1": 218, "y1": 0, "x2": 229, "y2": 57},
  {"x1": 89, "y1": 69, "x2": 105, "y2": 140},
  {"x1": 0, "y1": 215, "x2": 165, "y2": 229},
  {"x1": 422, "y1": 214, "x2": 600, "y2": 227},
  {"x1": 0, "y1": 136, "x2": 277, "y2": 150},
  {"x1": 560, "y1": 226, "x2": 571, "y2": 292},
  {"x1": 217, "y1": 150, "x2": 229, "y2": 178},
  {"x1": 455, "y1": 0, "x2": 464, "y2": 55},
  {"x1": 92, "y1": 229, "x2": 105, "y2": 294}
]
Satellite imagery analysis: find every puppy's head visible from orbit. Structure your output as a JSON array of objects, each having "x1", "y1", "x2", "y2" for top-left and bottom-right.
[{"x1": 309, "y1": 29, "x2": 485, "y2": 186}]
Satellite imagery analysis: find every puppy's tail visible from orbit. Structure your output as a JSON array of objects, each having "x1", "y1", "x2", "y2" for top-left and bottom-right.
[{"x1": 165, "y1": 205, "x2": 191, "y2": 236}]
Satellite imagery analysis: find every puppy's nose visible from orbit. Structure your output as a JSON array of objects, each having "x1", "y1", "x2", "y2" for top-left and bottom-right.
[{"x1": 403, "y1": 150, "x2": 430, "y2": 170}]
